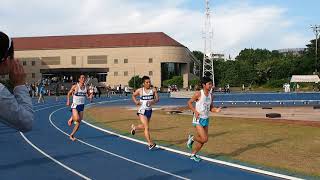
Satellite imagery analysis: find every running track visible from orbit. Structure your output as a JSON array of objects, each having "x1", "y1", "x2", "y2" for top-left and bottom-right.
[{"x1": 0, "y1": 95, "x2": 304, "y2": 180}]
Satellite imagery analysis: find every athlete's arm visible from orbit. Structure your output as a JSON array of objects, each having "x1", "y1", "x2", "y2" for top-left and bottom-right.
[
  {"x1": 188, "y1": 91, "x2": 201, "y2": 118},
  {"x1": 210, "y1": 94, "x2": 221, "y2": 113},
  {"x1": 66, "y1": 85, "x2": 76, "y2": 106},
  {"x1": 151, "y1": 87, "x2": 159, "y2": 104},
  {"x1": 132, "y1": 88, "x2": 141, "y2": 105},
  {"x1": 86, "y1": 86, "x2": 91, "y2": 98}
]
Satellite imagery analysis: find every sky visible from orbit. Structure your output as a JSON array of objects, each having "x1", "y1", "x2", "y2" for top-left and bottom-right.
[{"x1": 1, "y1": 0, "x2": 319, "y2": 58}]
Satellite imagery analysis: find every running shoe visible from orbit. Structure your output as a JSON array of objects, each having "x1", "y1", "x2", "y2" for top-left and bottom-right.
[
  {"x1": 149, "y1": 143, "x2": 156, "y2": 150},
  {"x1": 69, "y1": 135, "x2": 76, "y2": 141},
  {"x1": 131, "y1": 124, "x2": 136, "y2": 135},
  {"x1": 190, "y1": 154, "x2": 201, "y2": 162},
  {"x1": 187, "y1": 134, "x2": 194, "y2": 149}
]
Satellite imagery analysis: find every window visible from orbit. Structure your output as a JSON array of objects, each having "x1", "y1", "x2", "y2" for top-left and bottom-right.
[
  {"x1": 114, "y1": 72, "x2": 118, "y2": 76},
  {"x1": 19, "y1": 57, "x2": 39, "y2": 66},
  {"x1": 149, "y1": 58, "x2": 153, "y2": 63},
  {"x1": 124, "y1": 71, "x2": 128, "y2": 76},
  {"x1": 114, "y1": 59, "x2": 118, "y2": 64},
  {"x1": 41, "y1": 56, "x2": 61, "y2": 65},
  {"x1": 124, "y1": 59, "x2": 128, "y2": 63},
  {"x1": 149, "y1": 71, "x2": 153, "y2": 76},
  {"x1": 97, "y1": 74, "x2": 107, "y2": 82},
  {"x1": 87, "y1": 55, "x2": 107, "y2": 64},
  {"x1": 72, "y1": 56, "x2": 76, "y2": 65},
  {"x1": 32, "y1": 73, "x2": 35, "y2": 78}
]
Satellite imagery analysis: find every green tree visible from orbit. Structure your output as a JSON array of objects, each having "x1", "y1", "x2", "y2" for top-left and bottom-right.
[
  {"x1": 192, "y1": 51, "x2": 204, "y2": 76},
  {"x1": 163, "y1": 76, "x2": 183, "y2": 88},
  {"x1": 191, "y1": 37, "x2": 317, "y2": 89},
  {"x1": 128, "y1": 75, "x2": 143, "y2": 89},
  {"x1": 189, "y1": 78, "x2": 200, "y2": 88},
  {"x1": 305, "y1": 39, "x2": 320, "y2": 73}
]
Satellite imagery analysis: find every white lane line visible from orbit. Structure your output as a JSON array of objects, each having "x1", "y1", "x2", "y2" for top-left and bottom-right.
[
  {"x1": 20, "y1": 132, "x2": 92, "y2": 180},
  {"x1": 34, "y1": 104, "x2": 65, "y2": 112},
  {"x1": 20, "y1": 104, "x2": 92, "y2": 180},
  {"x1": 49, "y1": 106, "x2": 190, "y2": 180},
  {"x1": 82, "y1": 114, "x2": 303, "y2": 180},
  {"x1": 33, "y1": 102, "x2": 65, "y2": 108}
]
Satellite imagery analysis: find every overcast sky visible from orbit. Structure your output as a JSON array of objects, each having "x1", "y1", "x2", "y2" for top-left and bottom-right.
[{"x1": 1, "y1": 0, "x2": 319, "y2": 58}]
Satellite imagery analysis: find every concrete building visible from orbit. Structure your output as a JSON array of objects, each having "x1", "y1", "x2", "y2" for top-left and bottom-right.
[
  {"x1": 276, "y1": 48, "x2": 306, "y2": 56},
  {"x1": 6, "y1": 32, "x2": 195, "y2": 88}
]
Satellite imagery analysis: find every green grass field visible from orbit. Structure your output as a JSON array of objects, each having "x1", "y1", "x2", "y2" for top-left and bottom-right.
[{"x1": 85, "y1": 107, "x2": 320, "y2": 178}]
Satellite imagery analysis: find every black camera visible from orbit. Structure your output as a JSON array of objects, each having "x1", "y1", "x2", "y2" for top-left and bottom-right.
[{"x1": 0, "y1": 31, "x2": 13, "y2": 63}]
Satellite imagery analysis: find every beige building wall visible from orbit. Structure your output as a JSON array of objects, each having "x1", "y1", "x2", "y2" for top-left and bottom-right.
[{"x1": 15, "y1": 46, "x2": 191, "y2": 88}]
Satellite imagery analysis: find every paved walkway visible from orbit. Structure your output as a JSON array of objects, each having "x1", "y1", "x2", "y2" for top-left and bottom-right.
[{"x1": 178, "y1": 107, "x2": 320, "y2": 122}]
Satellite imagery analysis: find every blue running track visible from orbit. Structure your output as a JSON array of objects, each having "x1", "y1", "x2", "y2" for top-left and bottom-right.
[{"x1": 0, "y1": 95, "x2": 303, "y2": 180}]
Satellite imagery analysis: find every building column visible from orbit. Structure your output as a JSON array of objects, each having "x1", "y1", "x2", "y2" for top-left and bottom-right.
[{"x1": 181, "y1": 63, "x2": 190, "y2": 88}]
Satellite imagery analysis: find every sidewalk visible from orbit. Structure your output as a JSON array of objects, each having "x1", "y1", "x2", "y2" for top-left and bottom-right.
[
  {"x1": 214, "y1": 107, "x2": 320, "y2": 121},
  {"x1": 169, "y1": 106, "x2": 320, "y2": 122}
]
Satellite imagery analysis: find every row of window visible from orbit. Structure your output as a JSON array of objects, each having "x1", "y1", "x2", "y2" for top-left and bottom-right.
[
  {"x1": 0, "y1": 70, "x2": 36, "y2": 79},
  {"x1": 86, "y1": 57, "x2": 153, "y2": 64},
  {"x1": 20, "y1": 57, "x2": 154, "y2": 66},
  {"x1": 1, "y1": 73, "x2": 37, "y2": 79},
  {"x1": 22, "y1": 61, "x2": 36, "y2": 66},
  {"x1": 4, "y1": 71, "x2": 153, "y2": 79},
  {"x1": 112, "y1": 58, "x2": 129, "y2": 64},
  {"x1": 113, "y1": 71, "x2": 153, "y2": 76}
]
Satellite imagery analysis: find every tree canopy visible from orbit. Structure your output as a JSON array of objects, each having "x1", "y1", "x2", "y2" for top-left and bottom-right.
[{"x1": 192, "y1": 38, "x2": 319, "y2": 88}]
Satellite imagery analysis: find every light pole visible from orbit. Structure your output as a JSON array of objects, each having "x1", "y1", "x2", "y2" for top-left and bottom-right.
[
  {"x1": 311, "y1": 25, "x2": 320, "y2": 74},
  {"x1": 133, "y1": 66, "x2": 136, "y2": 90}
]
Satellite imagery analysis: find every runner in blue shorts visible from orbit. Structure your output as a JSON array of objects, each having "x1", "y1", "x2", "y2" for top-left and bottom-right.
[
  {"x1": 186, "y1": 76, "x2": 221, "y2": 162},
  {"x1": 131, "y1": 76, "x2": 159, "y2": 150},
  {"x1": 66, "y1": 75, "x2": 89, "y2": 141}
]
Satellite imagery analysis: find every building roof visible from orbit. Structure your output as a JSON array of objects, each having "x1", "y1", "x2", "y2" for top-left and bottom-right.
[
  {"x1": 290, "y1": 75, "x2": 320, "y2": 83},
  {"x1": 13, "y1": 32, "x2": 185, "y2": 51},
  {"x1": 277, "y1": 48, "x2": 306, "y2": 53}
]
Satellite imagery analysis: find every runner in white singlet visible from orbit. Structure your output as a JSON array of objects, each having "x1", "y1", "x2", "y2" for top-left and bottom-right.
[
  {"x1": 131, "y1": 76, "x2": 159, "y2": 150},
  {"x1": 186, "y1": 76, "x2": 221, "y2": 162},
  {"x1": 66, "y1": 75, "x2": 89, "y2": 141}
]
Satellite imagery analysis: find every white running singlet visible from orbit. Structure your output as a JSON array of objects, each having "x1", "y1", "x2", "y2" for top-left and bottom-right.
[
  {"x1": 72, "y1": 83, "x2": 87, "y2": 105},
  {"x1": 195, "y1": 90, "x2": 212, "y2": 119},
  {"x1": 139, "y1": 88, "x2": 154, "y2": 111}
]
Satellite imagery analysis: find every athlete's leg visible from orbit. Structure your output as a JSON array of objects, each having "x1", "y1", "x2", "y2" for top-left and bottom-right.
[
  {"x1": 69, "y1": 109, "x2": 81, "y2": 141},
  {"x1": 133, "y1": 123, "x2": 145, "y2": 130},
  {"x1": 131, "y1": 120, "x2": 144, "y2": 135},
  {"x1": 79, "y1": 111, "x2": 84, "y2": 123},
  {"x1": 131, "y1": 112, "x2": 152, "y2": 131},
  {"x1": 139, "y1": 115, "x2": 153, "y2": 145},
  {"x1": 192, "y1": 126, "x2": 208, "y2": 154},
  {"x1": 67, "y1": 115, "x2": 73, "y2": 126}
]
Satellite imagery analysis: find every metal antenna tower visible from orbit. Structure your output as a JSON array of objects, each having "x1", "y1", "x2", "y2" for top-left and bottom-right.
[
  {"x1": 202, "y1": 0, "x2": 214, "y2": 83},
  {"x1": 311, "y1": 25, "x2": 320, "y2": 74}
]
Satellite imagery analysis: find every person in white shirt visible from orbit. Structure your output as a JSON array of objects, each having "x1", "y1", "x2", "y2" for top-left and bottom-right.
[{"x1": 124, "y1": 86, "x2": 130, "y2": 96}]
